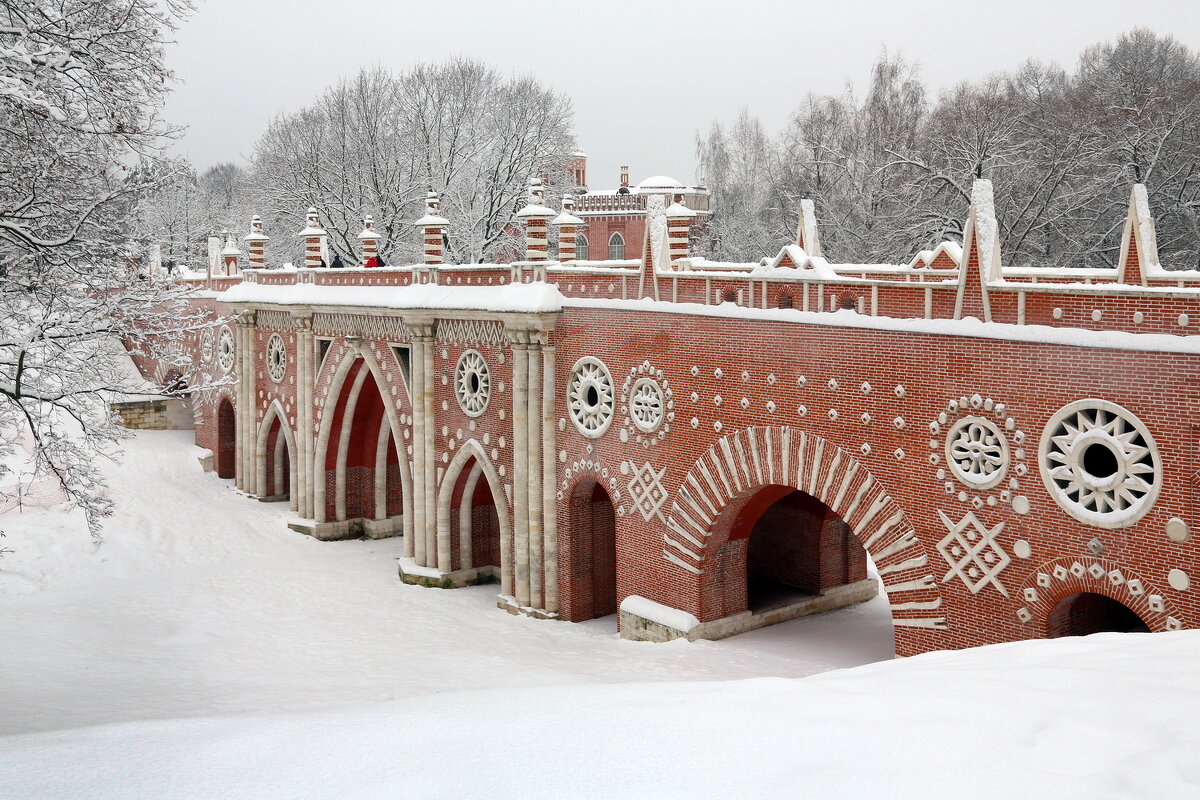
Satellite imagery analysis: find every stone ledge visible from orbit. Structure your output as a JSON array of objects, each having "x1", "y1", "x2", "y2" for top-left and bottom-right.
[
  {"x1": 496, "y1": 594, "x2": 560, "y2": 620},
  {"x1": 398, "y1": 558, "x2": 500, "y2": 589},
  {"x1": 620, "y1": 578, "x2": 879, "y2": 643},
  {"x1": 287, "y1": 515, "x2": 402, "y2": 541}
]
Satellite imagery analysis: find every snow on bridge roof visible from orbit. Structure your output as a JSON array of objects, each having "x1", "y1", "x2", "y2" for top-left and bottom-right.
[
  {"x1": 221, "y1": 277, "x2": 1200, "y2": 355},
  {"x1": 219, "y1": 279, "x2": 566, "y2": 314}
]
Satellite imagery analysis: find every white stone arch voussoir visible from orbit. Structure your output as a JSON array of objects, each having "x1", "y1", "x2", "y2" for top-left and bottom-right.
[
  {"x1": 436, "y1": 438, "x2": 510, "y2": 576},
  {"x1": 664, "y1": 425, "x2": 946, "y2": 631},
  {"x1": 255, "y1": 398, "x2": 299, "y2": 510},
  {"x1": 313, "y1": 344, "x2": 410, "y2": 532}
]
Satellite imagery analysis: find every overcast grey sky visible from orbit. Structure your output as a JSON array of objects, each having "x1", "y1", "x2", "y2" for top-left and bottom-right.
[{"x1": 165, "y1": 0, "x2": 1200, "y2": 190}]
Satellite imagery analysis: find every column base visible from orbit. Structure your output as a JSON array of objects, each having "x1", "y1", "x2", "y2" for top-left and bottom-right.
[
  {"x1": 496, "y1": 594, "x2": 560, "y2": 620},
  {"x1": 287, "y1": 515, "x2": 403, "y2": 541},
  {"x1": 620, "y1": 578, "x2": 879, "y2": 643},
  {"x1": 398, "y1": 558, "x2": 501, "y2": 589}
]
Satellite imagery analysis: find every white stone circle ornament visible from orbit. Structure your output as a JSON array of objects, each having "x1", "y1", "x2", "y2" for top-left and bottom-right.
[
  {"x1": 1039, "y1": 399, "x2": 1161, "y2": 529},
  {"x1": 454, "y1": 349, "x2": 491, "y2": 417},
  {"x1": 929, "y1": 393, "x2": 1025, "y2": 508},
  {"x1": 945, "y1": 416, "x2": 1009, "y2": 490},
  {"x1": 200, "y1": 329, "x2": 215, "y2": 364},
  {"x1": 217, "y1": 326, "x2": 235, "y2": 374},
  {"x1": 568, "y1": 356, "x2": 615, "y2": 438},
  {"x1": 266, "y1": 333, "x2": 287, "y2": 383},
  {"x1": 629, "y1": 378, "x2": 665, "y2": 433}
]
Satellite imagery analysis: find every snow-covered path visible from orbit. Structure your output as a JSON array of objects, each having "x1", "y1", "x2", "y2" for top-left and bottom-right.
[
  {"x1": 0, "y1": 431, "x2": 893, "y2": 737},
  {"x1": 2, "y1": 432, "x2": 1197, "y2": 799}
]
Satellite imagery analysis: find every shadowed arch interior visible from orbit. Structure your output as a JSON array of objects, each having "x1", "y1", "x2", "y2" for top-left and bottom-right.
[
  {"x1": 216, "y1": 397, "x2": 235, "y2": 479},
  {"x1": 1047, "y1": 592, "x2": 1150, "y2": 637},
  {"x1": 263, "y1": 415, "x2": 291, "y2": 500},
  {"x1": 709, "y1": 484, "x2": 869, "y2": 616},
  {"x1": 322, "y1": 360, "x2": 398, "y2": 523},
  {"x1": 446, "y1": 454, "x2": 501, "y2": 573},
  {"x1": 562, "y1": 479, "x2": 617, "y2": 622}
]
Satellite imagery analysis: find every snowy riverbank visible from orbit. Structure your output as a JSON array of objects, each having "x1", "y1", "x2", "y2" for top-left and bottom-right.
[{"x1": 0, "y1": 432, "x2": 1195, "y2": 798}]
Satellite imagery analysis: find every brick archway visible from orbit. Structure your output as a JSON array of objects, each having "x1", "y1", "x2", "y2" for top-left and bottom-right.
[
  {"x1": 1012, "y1": 556, "x2": 1185, "y2": 635},
  {"x1": 255, "y1": 399, "x2": 298, "y2": 509},
  {"x1": 313, "y1": 345, "x2": 411, "y2": 537},
  {"x1": 215, "y1": 396, "x2": 236, "y2": 479},
  {"x1": 664, "y1": 426, "x2": 944, "y2": 640},
  {"x1": 561, "y1": 476, "x2": 618, "y2": 622},
  {"x1": 435, "y1": 440, "x2": 510, "y2": 580}
]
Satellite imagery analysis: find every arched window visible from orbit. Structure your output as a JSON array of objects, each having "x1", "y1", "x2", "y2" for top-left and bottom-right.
[
  {"x1": 576, "y1": 234, "x2": 589, "y2": 261},
  {"x1": 608, "y1": 232, "x2": 625, "y2": 260}
]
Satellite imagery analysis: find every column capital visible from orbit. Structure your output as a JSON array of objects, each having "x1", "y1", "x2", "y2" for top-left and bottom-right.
[
  {"x1": 505, "y1": 328, "x2": 536, "y2": 347},
  {"x1": 408, "y1": 322, "x2": 436, "y2": 341}
]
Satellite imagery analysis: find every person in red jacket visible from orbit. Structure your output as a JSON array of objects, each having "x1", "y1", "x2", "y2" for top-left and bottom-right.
[{"x1": 364, "y1": 256, "x2": 379, "y2": 268}]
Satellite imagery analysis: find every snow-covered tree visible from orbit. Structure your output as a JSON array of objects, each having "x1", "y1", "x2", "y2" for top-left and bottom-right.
[
  {"x1": 0, "y1": 0, "x2": 215, "y2": 537},
  {"x1": 250, "y1": 59, "x2": 576, "y2": 265},
  {"x1": 697, "y1": 30, "x2": 1200, "y2": 269}
]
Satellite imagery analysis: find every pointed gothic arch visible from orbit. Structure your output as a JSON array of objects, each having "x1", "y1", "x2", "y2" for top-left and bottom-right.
[
  {"x1": 436, "y1": 439, "x2": 510, "y2": 581},
  {"x1": 313, "y1": 344, "x2": 412, "y2": 540},
  {"x1": 255, "y1": 399, "x2": 298, "y2": 509},
  {"x1": 608, "y1": 232, "x2": 625, "y2": 260}
]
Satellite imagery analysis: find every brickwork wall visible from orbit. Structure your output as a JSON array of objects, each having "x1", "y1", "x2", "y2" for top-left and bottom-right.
[
  {"x1": 551, "y1": 304, "x2": 1200, "y2": 655},
  {"x1": 159, "y1": 202, "x2": 1200, "y2": 657}
]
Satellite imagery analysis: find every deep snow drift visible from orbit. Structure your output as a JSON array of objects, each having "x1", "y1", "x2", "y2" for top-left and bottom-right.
[{"x1": 0, "y1": 431, "x2": 1196, "y2": 799}]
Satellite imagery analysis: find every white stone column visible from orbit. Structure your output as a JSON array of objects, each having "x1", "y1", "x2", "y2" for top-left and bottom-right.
[
  {"x1": 292, "y1": 313, "x2": 312, "y2": 517},
  {"x1": 236, "y1": 311, "x2": 257, "y2": 493},
  {"x1": 422, "y1": 331, "x2": 437, "y2": 570},
  {"x1": 526, "y1": 339, "x2": 543, "y2": 609},
  {"x1": 410, "y1": 332, "x2": 428, "y2": 565},
  {"x1": 510, "y1": 337, "x2": 530, "y2": 605},
  {"x1": 233, "y1": 319, "x2": 245, "y2": 491},
  {"x1": 542, "y1": 341, "x2": 558, "y2": 614}
]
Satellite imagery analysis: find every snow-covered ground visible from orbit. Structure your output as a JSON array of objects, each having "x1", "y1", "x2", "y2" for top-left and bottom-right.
[{"x1": 0, "y1": 431, "x2": 1197, "y2": 798}]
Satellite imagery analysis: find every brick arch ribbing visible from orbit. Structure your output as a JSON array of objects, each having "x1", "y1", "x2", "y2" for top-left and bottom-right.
[
  {"x1": 254, "y1": 399, "x2": 298, "y2": 510},
  {"x1": 313, "y1": 344, "x2": 412, "y2": 540},
  {"x1": 1013, "y1": 556, "x2": 1184, "y2": 635},
  {"x1": 664, "y1": 425, "x2": 946, "y2": 631},
  {"x1": 436, "y1": 440, "x2": 511, "y2": 584}
]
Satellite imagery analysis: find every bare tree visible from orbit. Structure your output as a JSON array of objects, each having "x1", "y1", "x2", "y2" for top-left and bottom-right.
[
  {"x1": 250, "y1": 59, "x2": 575, "y2": 266},
  {"x1": 697, "y1": 30, "x2": 1200, "y2": 270}
]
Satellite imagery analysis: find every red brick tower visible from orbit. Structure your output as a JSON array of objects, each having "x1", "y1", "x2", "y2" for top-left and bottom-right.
[
  {"x1": 243, "y1": 215, "x2": 268, "y2": 269},
  {"x1": 299, "y1": 207, "x2": 327, "y2": 269},
  {"x1": 358, "y1": 214, "x2": 382, "y2": 266},
  {"x1": 552, "y1": 195, "x2": 584, "y2": 263}
]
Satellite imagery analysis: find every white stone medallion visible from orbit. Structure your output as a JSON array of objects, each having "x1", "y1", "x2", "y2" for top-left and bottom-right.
[
  {"x1": 568, "y1": 356, "x2": 615, "y2": 438},
  {"x1": 217, "y1": 325, "x2": 235, "y2": 374},
  {"x1": 945, "y1": 416, "x2": 1008, "y2": 490},
  {"x1": 200, "y1": 329, "x2": 215, "y2": 364},
  {"x1": 929, "y1": 393, "x2": 1028, "y2": 511},
  {"x1": 1039, "y1": 399, "x2": 1161, "y2": 529},
  {"x1": 454, "y1": 349, "x2": 491, "y2": 417},
  {"x1": 266, "y1": 333, "x2": 287, "y2": 383},
  {"x1": 630, "y1": 379, "x2": 664, "y2": 431},
  {"x1": 620, "y1": 360, "x2": 674, "y2": 447}
]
